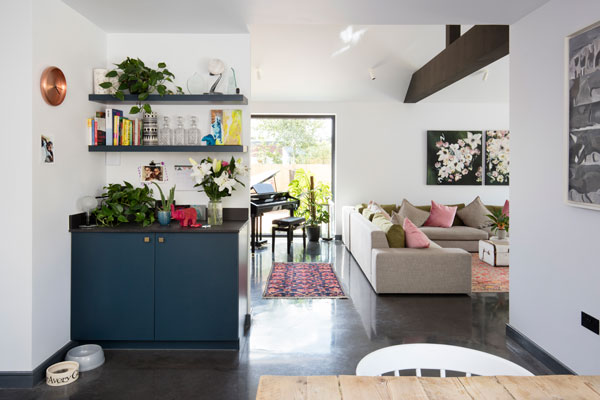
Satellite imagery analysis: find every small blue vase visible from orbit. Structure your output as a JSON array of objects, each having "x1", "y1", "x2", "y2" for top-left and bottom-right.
[{"x1": 157, "y1": 211, "x2": 171, "y2": 226}]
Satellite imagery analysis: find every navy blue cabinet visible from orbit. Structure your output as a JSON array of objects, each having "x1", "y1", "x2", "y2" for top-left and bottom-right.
[
  {"x1": 71, "y1": 233, "x2": 155, "y2": 341},
  {"x1": 154, "y1": 233, "x2": 238, "y2": 341},
  {"x1": 70, "y1": 224, "x2": 248, "y2": 349}
]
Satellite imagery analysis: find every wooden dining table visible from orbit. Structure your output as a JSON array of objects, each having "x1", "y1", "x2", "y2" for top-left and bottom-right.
[{"x1": 256, "y1": 375, "x2": 600, "y2": 399}]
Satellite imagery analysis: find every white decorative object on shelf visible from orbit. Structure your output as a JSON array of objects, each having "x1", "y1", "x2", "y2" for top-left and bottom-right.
[
  {"x1": 187, "y1": 72, "x2": 207, "y2": 94},
  {"x1": 93, "y1": 68, "x2": 116, "y2": 94},
  {"x1": 207, "y1": 59, "x2": 226, "y2": 94}
]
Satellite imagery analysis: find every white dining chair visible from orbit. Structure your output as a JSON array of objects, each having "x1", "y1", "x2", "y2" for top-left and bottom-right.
[{"x1": 356, "y1": 343, "x2": 534, "y2": 377}]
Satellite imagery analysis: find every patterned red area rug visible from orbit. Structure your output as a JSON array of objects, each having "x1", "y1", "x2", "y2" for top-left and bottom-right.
[
  {"x1": 472, "y1": 254, "x2": 509, "y2": 292},
  {"x1": 263, "y1": 262, "x2": 347, "y2": 299}
]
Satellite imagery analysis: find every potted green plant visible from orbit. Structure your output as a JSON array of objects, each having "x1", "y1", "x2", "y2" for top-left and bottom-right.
[
  {"x1": 288, "y1": 169, "x2": 331, "y2": 242},
  {"x1": 100, "y1": 57, "x2": 183, "y2": 115},
  {"x1": 93, "y1": 182, "x2": 156, "y2": 227},
  {"x1": 152, "y1": 183, "x2": 176, "y2": 226},
  {"x1": 487, "y1": 209, "x2": 509, "y2": 239}
]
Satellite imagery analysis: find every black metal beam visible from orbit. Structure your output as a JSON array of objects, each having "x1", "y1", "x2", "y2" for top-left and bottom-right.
[
  {"x1": 446, "y1": 25, "x2": 461, "y2": 47},
  {"x1": 404, "y1": 25, "x2": 509, "y2": 103}
]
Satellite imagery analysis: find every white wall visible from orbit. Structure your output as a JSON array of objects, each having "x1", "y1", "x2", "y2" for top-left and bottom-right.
[
  {"x1": 0, "y1": 0, "x2": 34, "y2": 372},
  {"x1": 252, "y1": 102, "x2": 510, "y2": 233},
  {"x1": 30, "y1": 0, "x2": 107, "y2": 368},
  {"x1": 510, "y1": 0, "x2": 600, "y2": 374},
  {"x1": 105, "y1": 34, "x2": 251, "y2": 207}
]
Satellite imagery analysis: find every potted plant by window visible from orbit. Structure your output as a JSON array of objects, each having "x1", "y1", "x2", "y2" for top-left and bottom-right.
[
  {"x1": 487, "y1": 209, "x2": 509, "y2": 239},
  {"x1": 189, "y1": 157, "x2": 247, "y2": 225},
  {"x1": 152, "y1": 183, "x2": 176, "y2": 226},
  {"x1": 288, "y1": 169, "x2": 332, "y2": 242}
]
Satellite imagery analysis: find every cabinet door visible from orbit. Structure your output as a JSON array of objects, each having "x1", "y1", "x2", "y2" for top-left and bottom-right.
[
  {"x1": 71, "y1": 233, "x2": 155, "y2": 340},
  {"x1": 154, "y1": 233, "x2": 238, "y2": 341}
]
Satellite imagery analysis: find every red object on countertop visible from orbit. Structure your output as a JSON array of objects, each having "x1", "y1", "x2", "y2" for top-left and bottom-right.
[{"x1": 171, "y1": 204, "x2": 202, "y2": 227}]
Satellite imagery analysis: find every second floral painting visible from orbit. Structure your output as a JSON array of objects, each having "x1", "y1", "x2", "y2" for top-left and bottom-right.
[
  {"x1": 426, "y1": 130, "x2": 510, "y2": 186},
  {"x1": 427, "y1": 131, "x2": 483, "y2": 185},
  {"x1": 485, "y1": 130, "x2": 510, "y2": 185}
]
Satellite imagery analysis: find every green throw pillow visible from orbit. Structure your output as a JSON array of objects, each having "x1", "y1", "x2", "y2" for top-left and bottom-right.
[
  {"x1": 372, "y1": 214, "x2": 405, "y2": 248},
  {"x1": 380, "y1": 204, "x2": 397, "y2": 215}
]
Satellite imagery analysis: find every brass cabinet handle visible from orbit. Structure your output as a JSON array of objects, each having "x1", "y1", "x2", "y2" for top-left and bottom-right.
[
  {"x1": 144, "y1": 237, "x2": 151, "y2": 243},
  {"x1": 158, "y1": 237, "x2": 165, "y2": 243}
]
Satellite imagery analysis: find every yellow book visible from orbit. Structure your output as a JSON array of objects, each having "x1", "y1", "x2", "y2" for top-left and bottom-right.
[{"x1": 87, "y1": 118, "x2": 92, "y2": 146}]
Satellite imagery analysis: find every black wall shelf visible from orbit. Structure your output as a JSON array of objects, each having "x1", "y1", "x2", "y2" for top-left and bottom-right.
[
  {"x1": 88, "y1": 94, "x2": 248, "y2": 106},
  {"x1": 89, "y1": 145, "x2": 247, "y2": 153}
]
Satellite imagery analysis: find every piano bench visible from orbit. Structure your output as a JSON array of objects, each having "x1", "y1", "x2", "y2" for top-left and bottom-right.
[{"x1": 272, "y1": 217, "x2": 306, "y2": 254}]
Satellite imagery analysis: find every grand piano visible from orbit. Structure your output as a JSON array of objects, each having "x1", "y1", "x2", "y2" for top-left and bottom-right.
[{"x1": 250, "y1": 182, "x2": 299, "y2": 252}]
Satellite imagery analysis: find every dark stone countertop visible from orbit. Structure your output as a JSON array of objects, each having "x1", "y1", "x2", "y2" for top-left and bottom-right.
[{"x1": 70, "y1": 219, "x2": 248, "y2": 234}]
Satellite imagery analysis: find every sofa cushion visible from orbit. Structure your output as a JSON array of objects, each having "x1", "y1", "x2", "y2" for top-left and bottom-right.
[
  {"x1": 368, "y1": 201, "x2": 392, "y2": 220},
  {"x1": 372, "y1": 214, "x2": 405, "y2": 248},
  {"x1": 503, "y1": 199, "x2": 510, "y2": 216},
  {"x1": 355, "y1": 203, "x2": 368, "y2": 214},
  {"x1": 457, "y1": 196, "x2": 493, "y2": 229},
  {"x1": 416, "y1": 203, "x2": 466, "y2": 226},
  {"x1": 396, "y1": 199, "x2": 430, "y2": 227},
  {"x1": 424, "y1": 201, "x2": 457, "y2": 228},
  {"x1": 362, "y1": 208, "x2": 379, "y2": 221},
  {"x1": 403, "y1": 218, "x2": 430, "y2": 248},
  {"x1": 419, "y1": 226, "x2": 488, "y2": 241}
]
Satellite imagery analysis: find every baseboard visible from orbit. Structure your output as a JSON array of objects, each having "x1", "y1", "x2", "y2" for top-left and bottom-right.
[
  {"x1": 506, "y1": 324, "x2": 576, "y2": 375},
  {"x1": 0, "y1": 341, "x2": 76, "y2": 389},
  {"x1": 335, "y1": 234, "x2": 342, "y2": 240}
]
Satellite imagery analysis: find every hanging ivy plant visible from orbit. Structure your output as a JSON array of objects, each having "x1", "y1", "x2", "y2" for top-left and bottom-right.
[{"x1": 100, "y1": 57, "x2": 183, "y2": 115}]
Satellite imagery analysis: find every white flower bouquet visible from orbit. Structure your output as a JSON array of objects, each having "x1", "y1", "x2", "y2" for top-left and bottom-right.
[{"x1": 189, "y1": 157, "x2": 247, "y2": 201}]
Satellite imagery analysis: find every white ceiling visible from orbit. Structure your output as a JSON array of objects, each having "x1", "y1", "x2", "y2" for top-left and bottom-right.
[
  {"x1": 63, "y1": 0, "x2": 548, "y2": 33},
  {"x1": 251, "y1": 24, "x2": 509, "y2": 103},
  {"x1": 63, "y1": 0, "x2": 535, "y2": 103}
]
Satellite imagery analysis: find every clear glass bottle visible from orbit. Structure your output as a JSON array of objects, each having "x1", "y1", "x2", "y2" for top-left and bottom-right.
[
  {"x1": 186, "y1": 116, "x2": 200, "y2": 145},
  {"x1": 173, "y1": 116, "x2": 185, "y2": 146},
  {"x1": 158, "y1": 116, "x2": 172, "y2": 145}
]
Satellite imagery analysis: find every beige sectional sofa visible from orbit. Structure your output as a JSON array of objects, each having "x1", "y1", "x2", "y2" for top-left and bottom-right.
[{"x1": 343, "y1": 207, "x2": 472, "y2": 294}]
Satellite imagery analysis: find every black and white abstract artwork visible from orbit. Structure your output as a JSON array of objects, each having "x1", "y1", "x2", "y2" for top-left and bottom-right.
[{"x1": 568, "y1": 22, "x2": 600, "y2": 207}]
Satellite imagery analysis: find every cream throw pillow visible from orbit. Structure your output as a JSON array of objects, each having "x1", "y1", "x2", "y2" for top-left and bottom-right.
[
  {"x1": 367, "y1": 201, "x2": 391, "y2": 220},
  {"x1": 395, "y1": 199, "x2": 430, "y2": 227},
  {"x1": 457, "y1": 196, "x2": 493, "y2": 229}
]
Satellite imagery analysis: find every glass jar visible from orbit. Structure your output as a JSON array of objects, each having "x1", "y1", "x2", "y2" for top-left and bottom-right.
[
  {"x1": 158, "y1": 116, "x2": 172, "y2": 145},
  {"x1": 185, "y1": 116, "x2": 200, "y2": 145},
  {"x1": 207, "y1": 199, "x2": 223, "y2": 225},
  {"x1": 173, "y1": 116, "x2": 185, "y2": 145}
]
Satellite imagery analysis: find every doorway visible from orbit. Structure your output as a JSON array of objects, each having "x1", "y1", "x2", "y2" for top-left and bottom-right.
[{"x1": 250, "y1": 115, "x2": 335, "y2": 235}]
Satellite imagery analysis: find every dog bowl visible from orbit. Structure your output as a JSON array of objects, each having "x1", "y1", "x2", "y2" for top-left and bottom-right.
[
  {"x1": 46, "y1": 361, "x2": 79, "y2": 386},
  {"x1": 65, "y1": 344, "x2": 105, "y2": 372}
]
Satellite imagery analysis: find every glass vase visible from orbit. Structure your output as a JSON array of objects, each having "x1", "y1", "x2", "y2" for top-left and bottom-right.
[{"x1": 207, "y1": 200, "x2": 223, "y2": 225}]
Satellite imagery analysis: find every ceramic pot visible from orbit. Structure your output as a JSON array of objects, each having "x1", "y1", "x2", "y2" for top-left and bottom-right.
[
  {"x1": 306, "y1": 225, "x2": 321, "y2": 242},
  {"x1": 207, "y1": 200, "x2": 223, "y2": 225},
  {"x1": 157, "y1": 210, "x2": 171, "y2": 226},
  {"x1": 497, "y1": 229, "x2": 507, "y2": 240}
]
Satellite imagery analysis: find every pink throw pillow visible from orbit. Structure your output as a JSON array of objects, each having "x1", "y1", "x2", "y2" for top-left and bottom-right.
[
  {"x1": 423, "y1": 200, "x2": 457, "y2": 228},
  {"x1": 403, "y1": 218, "x2": 430, "y2": 248},
  {"x1": 502, "y1": 199, "x2": 509, "y2": 216}
]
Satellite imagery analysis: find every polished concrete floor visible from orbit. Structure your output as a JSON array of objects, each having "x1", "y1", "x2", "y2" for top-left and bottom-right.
[{"x1": 0, "y1": 240, "x2": 552, "y2": 400}]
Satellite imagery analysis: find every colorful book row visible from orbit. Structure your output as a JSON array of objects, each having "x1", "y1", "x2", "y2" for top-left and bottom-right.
[{"x1": 88, "y1": 109, "x2": 142, "y2": 146}]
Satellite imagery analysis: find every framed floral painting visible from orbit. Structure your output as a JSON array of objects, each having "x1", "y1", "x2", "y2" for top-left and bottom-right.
[
  {"x1": 485, "y1": 130, "x2": 510, "y2": 185},
  {"x1": 426, "y1": 131, "x2": 483, "y2": 185}
]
